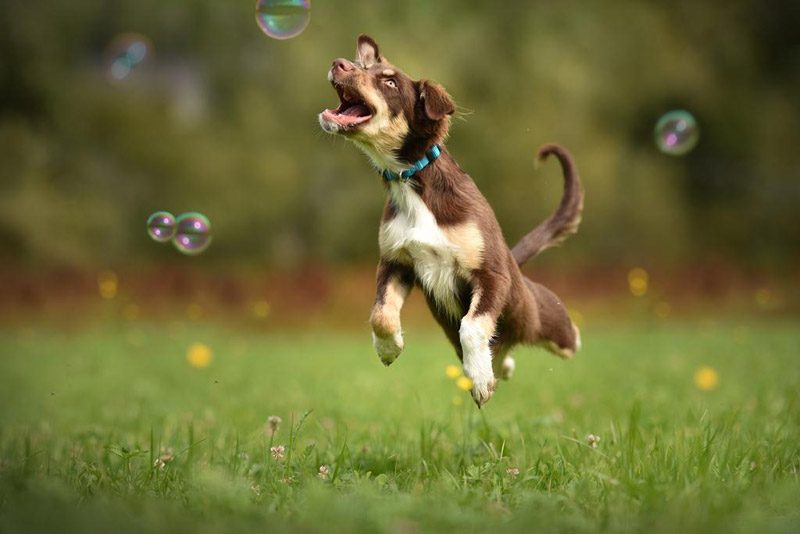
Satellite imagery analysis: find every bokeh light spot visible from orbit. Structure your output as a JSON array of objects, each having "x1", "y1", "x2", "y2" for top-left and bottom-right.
[
  {"x1": 105, "y1": 33, "x2": 151, "y2": 84},
  {"x1": 123, "y1": 303, "x2": 140, "y2": 321},
  {"x1": 655, "y1": 110, "x2": 699, "y2": 156},
  {"x1": 187, "y1": 303, "x2": 204, "y2": 321},
  {"x1": 255, "y1": 0, "x2": 311, "y2": 40},
  {"x1": 252, "y1": 300, "x2": 271, "y2": 319},
  {"x1": 754, "y1": 288, "x2": 779, "y2": 310},
  {"x1": 627, "y1": 268, "x2": 649, "y2": 297},
  {"x1": 97, "y1": 271, "x2": 118, "y2": 299}
]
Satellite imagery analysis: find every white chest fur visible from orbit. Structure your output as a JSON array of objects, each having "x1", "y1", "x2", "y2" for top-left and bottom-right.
[{"x1": 378, "y1": 182, "x2": 470, "y2": 320}]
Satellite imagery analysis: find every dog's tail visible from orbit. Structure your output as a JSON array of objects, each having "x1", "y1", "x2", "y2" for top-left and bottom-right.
[{"x1": 511, "y1": 144, "x2": 584, "y2": 266}]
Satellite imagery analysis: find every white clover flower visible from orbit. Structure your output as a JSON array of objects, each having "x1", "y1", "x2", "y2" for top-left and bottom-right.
[
  {"x1": 318, "y1": 465, "x2": 329, "y2": 479},
  {"x1": 267, "y1": 415, "x2": 282, "y2": 434},
  {"x1": 159, "y1": 448, "x2": 174, "y2": 463},
  {"x1": 270, "y1": 445, "x2": 285, "y2": 460}
]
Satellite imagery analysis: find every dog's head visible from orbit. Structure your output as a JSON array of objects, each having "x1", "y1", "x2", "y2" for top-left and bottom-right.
[{"x1": 318, "y1": 34, "x2": 455, "y2": 170}]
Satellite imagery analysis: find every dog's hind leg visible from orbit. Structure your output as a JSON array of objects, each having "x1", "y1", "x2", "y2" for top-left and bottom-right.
[
  {"x1": 492, "y1": 347, "x2": 515, "y2": 380},
  {"x1": 524, "y1": 278, "x2": 580, "y2": 359}
]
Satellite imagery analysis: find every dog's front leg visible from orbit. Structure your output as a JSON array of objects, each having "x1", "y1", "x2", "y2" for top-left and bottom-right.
[
  {"x1": 460, "y1": 273, "x2": 509, "y2": 407},
  {"x1": 370, "y1": 259, "x2": 414, "y2": 366}
]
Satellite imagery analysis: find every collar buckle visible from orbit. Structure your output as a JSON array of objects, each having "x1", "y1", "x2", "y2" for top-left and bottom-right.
[{"x1": 381, "y1": 145, "x2": 442, "y2": 182}]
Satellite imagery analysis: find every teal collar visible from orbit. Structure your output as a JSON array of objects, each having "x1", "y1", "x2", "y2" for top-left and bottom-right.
[{"x1": 380, "y1": 145, "x2": 442, "y2": 182}]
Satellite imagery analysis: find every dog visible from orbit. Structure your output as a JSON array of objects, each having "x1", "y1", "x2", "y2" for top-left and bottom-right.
[{"x1": 319, "y1": 35, "x2": 584, "y2": 407}]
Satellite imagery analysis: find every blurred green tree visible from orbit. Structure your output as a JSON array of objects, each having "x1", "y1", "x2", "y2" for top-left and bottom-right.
[{"x1": 0, "y1": 0, "x2": 797, "y2": 270}]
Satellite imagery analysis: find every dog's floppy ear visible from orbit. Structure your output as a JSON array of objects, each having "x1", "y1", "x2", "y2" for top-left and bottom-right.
[
  {"x1": 420, "y1": 80, "x2": 455, "y2": 121},
  {"x1": 356, "y1": 34, "x2": 381, "y2": 67}
]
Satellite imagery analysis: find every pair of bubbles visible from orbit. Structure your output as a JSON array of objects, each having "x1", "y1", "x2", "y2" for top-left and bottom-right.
[
  {"x1": 106, "y1": 33, "x2": 151, "y2": 83},
  {"x1": 147, "y1": 212, "x2": 212, "y2": 255}
]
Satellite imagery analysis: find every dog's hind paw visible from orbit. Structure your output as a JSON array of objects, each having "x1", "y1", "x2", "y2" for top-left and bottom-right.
[
  {"x1": 499, "y1": 356, "x2": 515, "y2": 380},
  {"x1": 372, "y1": 331, "x2": 404, "y2": 366}
]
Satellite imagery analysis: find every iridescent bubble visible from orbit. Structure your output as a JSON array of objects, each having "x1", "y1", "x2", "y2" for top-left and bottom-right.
[
  {"x1": 173, "y1": 212, "x2": 212, "y2": 255},
  {"x1": 105, "y1": 33, "x2": 152, "y2": 83},
  {"x1": 146, "y1": 211, "x2": 176, "y2": 243},
  {"x1": 654, "y1": 110, "x2": 699, "y2": 156},
  {"x1": 255, "y1": 0, "x2": 311, "y2": 40}
]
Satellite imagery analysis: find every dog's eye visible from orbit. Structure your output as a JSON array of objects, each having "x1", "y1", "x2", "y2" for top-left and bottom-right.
[{"x1": 385, "y1": 79, "x2": 397, "y2": 88}]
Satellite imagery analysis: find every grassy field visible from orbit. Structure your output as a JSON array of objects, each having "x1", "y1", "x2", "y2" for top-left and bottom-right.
[{"x1": 0, "y1": 319, "x2": 798, "y2": 533}]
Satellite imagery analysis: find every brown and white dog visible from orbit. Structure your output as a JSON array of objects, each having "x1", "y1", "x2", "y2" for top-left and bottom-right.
[{"x1": 319, "y1": 35, "x2": 584, "y2": 407}]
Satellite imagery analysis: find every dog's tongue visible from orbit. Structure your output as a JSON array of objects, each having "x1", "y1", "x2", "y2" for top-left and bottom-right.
[{"x1": 342, "y1": 103, "x2": 370, "y2": 117}]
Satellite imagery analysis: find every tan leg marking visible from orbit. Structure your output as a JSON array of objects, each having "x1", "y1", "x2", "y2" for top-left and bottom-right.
[
  {"x1": 370, "y1": 275, "x2": 410, "y2": 366},
  {"x1": 541, "y1": 340, "x2": 575, "y2": 360},
  {"x1": 539, "y1": 323, "x2": 581, "y2": 360},
  {"x1": 370, "y1": 277, "x2": 408, "y2": 337}
]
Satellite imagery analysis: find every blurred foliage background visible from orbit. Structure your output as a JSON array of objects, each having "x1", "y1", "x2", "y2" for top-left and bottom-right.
[{"x1": 1, "y1": 0, "x2": 798, "y2": 273}]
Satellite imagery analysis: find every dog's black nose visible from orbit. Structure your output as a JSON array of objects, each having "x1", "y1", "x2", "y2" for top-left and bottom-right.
[{"x1": 332, "y1": 58, "x2": 354, "y2": 73}]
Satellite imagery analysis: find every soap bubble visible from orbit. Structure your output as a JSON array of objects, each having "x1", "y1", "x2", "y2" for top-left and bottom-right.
[
  {"x1": 173, "y1": 212, "x2": 212, "y2": 255},
  {"x1": 255, "y1": 0, "x2": 311, "y2": 40},
  {"x1": 105, "y1": 33, "x2": 151, "y2": 83},
  {"x1": 654, "y1": 110, "x2": 699, "y2": 156},
  {"x1": 146, "y1": 211, "x2": 176, "y2": 243}
]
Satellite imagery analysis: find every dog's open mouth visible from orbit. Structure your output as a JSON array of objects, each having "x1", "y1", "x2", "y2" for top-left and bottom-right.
[{"x1": 321, "y1": 83, "x2": 373, "y2": 129}]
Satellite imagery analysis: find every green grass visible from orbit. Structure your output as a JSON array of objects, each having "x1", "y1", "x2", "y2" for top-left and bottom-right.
[{"x1": 0, "y1": 320, "x2": 798, "y2": 533}]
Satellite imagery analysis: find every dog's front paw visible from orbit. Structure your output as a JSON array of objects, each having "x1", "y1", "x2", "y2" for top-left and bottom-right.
[
  {"x1": 468, "y1": 375, "x2": 497, "y2": 408},
  {"x1": 463, "y1": 361, "x2": 497, "y2": 408},
  {"x1": 372, "y1": 331, "x2": 404, "y2": 366}
]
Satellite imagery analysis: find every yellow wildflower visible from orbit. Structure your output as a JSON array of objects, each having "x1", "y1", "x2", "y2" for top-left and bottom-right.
[
  {"x1": 187, "y1": 343, "x2": 212, "y2": 368},
  {"x1": 445, "y1": 365, "x2": 461, "y2": 379},
  {"x1": 694, "y1": 366, "x2": 719, "y2": 391},
  {"x1": 456, "y1": 376, "x2": 473, "y2": 392}
]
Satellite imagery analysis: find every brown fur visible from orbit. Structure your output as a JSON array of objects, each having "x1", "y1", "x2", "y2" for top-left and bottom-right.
[{"x1": 319, "y1": 35, "x2": 584, "y2": 407}]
